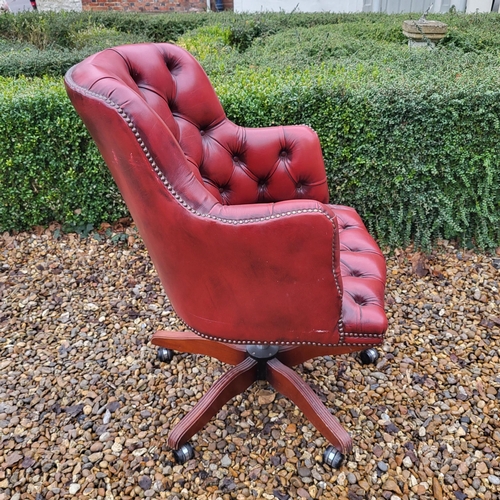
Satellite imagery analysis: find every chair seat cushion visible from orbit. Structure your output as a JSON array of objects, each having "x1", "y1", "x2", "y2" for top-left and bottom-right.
[{"x1": 328, "y1": 205, "x2": 387, "y2": 345}]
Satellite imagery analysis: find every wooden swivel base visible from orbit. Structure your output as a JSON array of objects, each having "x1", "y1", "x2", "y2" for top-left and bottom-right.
[{"x1": 152, "y1": 330, "x2": 378, "y2": 467}]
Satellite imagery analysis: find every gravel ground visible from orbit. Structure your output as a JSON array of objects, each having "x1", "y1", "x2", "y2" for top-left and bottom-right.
[{"x1": 1, "y1": 223, "x2": 499, "y2": 500}]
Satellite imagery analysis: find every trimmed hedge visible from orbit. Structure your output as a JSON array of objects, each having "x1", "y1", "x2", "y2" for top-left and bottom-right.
[
  {"x1": 0, "y1": 10, "x2": 393, "y2": 50},
  {"x1": 0, "y1": 11, "x2": 207, "y2": 48},
  {"x1": 1, "y1": 12, "x2": 500, "y2": 249},
  {"x1": 0, "y1": 30, "x2": 149, "y2": 77},
  {"x1": 0, "y1": 77, "x2": 127, "y2": 230}
]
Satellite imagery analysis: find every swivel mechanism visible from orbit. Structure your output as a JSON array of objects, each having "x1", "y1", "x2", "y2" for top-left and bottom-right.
[{"x1": 246, "y1": 345, "x2": 279, "y2": 380}]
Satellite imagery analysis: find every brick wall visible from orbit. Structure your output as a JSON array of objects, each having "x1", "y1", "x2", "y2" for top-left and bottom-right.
[{"x1": 82, "y1": 0, "x2": 211, "y2": 12}]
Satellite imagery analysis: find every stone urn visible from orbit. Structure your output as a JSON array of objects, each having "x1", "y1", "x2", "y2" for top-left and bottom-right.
[{"x1": 402, "y1": 19, "x2": 448, "y2": 48}]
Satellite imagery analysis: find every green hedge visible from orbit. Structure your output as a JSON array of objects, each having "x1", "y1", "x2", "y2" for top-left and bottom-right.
[
  {"x1": 1, "y1": 12, "x2": 500, "y2": 249},
  {"x1": 0, "y1": 30, "x2": 149, "y2": 77},
  {"x1": 0, "y1": 77, "x2": 127, "y2": 230},
  {"x1": 0, "y1": 10, "x2": 395, "y2": 51},
  {"x1": 0, "y1": 11, "x2": 207, "y2": 48}
]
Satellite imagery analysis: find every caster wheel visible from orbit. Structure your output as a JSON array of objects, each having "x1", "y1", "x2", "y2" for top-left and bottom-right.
[
  {"x1": 157, "y1": 347, "x2": 174, "y2": 363},
  {"x1": 173, "y1": 443, "x2": 194, "y2": 464},
  {"x1": 359, "y1": 348, "x2": 379, "y2": 365},
  {"x1": 323, "y1": 445, "x2": 344, "y2": 469}
]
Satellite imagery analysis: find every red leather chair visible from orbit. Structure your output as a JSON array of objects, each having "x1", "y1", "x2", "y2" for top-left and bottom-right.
[{"x1": 65, "y1": 43, "x2": 387, "y2": 468}]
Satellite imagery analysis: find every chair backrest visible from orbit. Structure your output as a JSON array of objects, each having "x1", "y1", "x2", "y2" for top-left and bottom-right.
[{"x1": 66, "y1": 43, "x2": 328, "y2": 207}]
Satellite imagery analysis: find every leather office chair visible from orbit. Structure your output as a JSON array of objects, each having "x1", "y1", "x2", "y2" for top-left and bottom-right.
[{"x1": 65, "y1": 43, "x2": 387, "y2": 468}]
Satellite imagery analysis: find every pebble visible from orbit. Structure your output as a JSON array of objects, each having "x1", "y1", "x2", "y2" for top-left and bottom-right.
[
  {"x1": 337, "y1": 472, "x2": 347, "y2": 487},
  {"x1": 296, "y1": 488, "x2": 310, "y2": 499},
  {"x1": 378, "y1": 461, "x2": 389, "y2": 472},
  {"x1": 99, "y1": 432, "x2": 111, "y2": 442},
  {"x1": 103, "y1": 409, "x2": 112, "y2": 424},
  {"x1": 1, "y1": 230, "x2": 499, "y2": 499},
  {"x1": 298, "y1": 466, "x2": 311, "y2": 477},
  {"x1": 464, "y1": 487, "x2": 476, "y2": 497},
  {"x1": 68, "y1": 484, "x2": 80, "y2": 494},
  {"x1": 138, "y1": 476, "x2": 152, "y2": 490},
  {"x1": 383, "y1": 479, "x2": 402, "y2": 495},
  {"x1": 111, "y1": 442, "x2": 123, "y2": 454}
]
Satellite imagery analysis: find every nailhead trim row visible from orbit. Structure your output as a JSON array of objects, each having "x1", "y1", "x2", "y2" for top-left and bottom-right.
[
  {"x1": 344, "y1": 332, "x2": 384, "y2": 338},
  {"x1": 177, "y1": 318, "x2": 377, "y2": 347},
  {"x1": 65, "y1": 70, "x2": 367, "y2": 348}
]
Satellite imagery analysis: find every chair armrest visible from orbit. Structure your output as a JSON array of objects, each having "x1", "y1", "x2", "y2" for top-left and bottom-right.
[
  {"x1": 166, "y1": 199, "x2": 343, "y2": 346},
  {"x1": 205, "y1": 121, "x2": 330, "y2": 205},
  {"x1": 330, "y1": 205, "x2": 388, "y2": 340},
  {"x1": 244, "y1": 124, "x2": 329, "y2": 203}
]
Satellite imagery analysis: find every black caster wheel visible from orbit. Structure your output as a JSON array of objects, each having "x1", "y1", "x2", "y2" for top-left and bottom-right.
[
  {"x1": 323, "y1": 445, "x2": 344, "y2": 469},
  {"x1": 359, "y1": 348, "x2": 379, "y2": 365},
  {"x1": 157, "y1": 347, "x2": 174, "y2": 363},
  {"x1": 173, "y1": 443, "x2": 194, "y2": 464}
]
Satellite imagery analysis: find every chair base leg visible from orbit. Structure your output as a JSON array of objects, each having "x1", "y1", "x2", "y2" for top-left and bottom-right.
[
  {"x1": 167, "y1": 356, "x2": 258, "y2": 450},
  {"x1": 266, "y1": 357, "x2": 352, "y2": 454},
  {"x1": 154, "y1": 330, "x2": 377, "y2": 463}
]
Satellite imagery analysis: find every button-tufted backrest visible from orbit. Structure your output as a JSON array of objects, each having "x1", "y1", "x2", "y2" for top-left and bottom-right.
[{"x1": 70, "y1": 43, "x2": 329, "y2": 207}]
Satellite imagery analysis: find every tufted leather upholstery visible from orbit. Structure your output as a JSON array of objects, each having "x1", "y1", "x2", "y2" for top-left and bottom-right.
[{"x1": 65, "y1": 43, "x2": 387, "y2": 347}]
